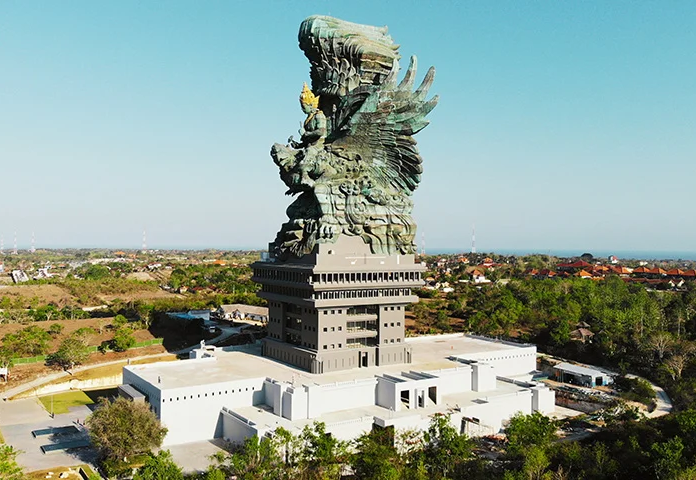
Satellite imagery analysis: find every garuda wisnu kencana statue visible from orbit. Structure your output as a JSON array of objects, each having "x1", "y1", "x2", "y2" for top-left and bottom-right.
[{"x1": 271, "y1": 15, "x2": 438, "y2": 260}]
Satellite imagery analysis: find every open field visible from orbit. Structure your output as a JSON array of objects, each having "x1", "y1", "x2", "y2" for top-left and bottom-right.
[
  {"x1": 0, "y1": 284, "x2": 75, "y2": 305},
  {"x1": 0, "y1": 280, "x2": 181, "y2": 307},
  {"x1": 1, "y1": 345, "x2": 170, "y2": 395},
  {"x1": 65, "y1": 354, "x2": 178, "y2": 383},
  {"x1": 38, "y1": 390, "x2": 94, "y2": 415},
  {"x1": 0, "y1": 318, "x2": 158, "y2": 352}
]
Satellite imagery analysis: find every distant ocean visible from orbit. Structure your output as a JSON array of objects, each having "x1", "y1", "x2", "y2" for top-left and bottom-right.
[
  {"x1": 36, "y1": 245, "x2": 696, "y2": 262},
  {"x1": 427, "y1": 248, "x2": 696, "y2": 262}
]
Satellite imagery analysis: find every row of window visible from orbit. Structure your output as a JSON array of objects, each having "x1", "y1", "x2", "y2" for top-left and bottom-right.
[
  {"x1": 254, "y1": 268, "x2": 311, "y2": 284},
  {"x1": 254, "y1": 269, "x2": 423, "y2": 286},
  {"x1": 383, "y1": 338, "x2": 402, "y2": 344},
  {"x1": 315, "y1": 288, "x2": 412, "y2": 300},
  {"x1": 261, "y1": 285, "x2": 413, "y2": 301},
  {"x1": 313, "y1": 271, "x2": 422, "y2": 284},
  {"x1": 162, "y1": 387, "x2": 255, "y2": 403}
]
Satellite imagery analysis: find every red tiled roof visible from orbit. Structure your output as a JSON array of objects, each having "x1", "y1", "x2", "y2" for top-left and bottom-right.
[
  {"x1": 633, "y1": 266, "x2": 651, "y2": 273},
  {"x1": 648, "y1": 267, "x2": 667, "y2": 275},
  {"x1": 558, "y1": 260, "x2": 592, "y2": 269},
  {"x1": 575, "y1": 270, "x2": 593, "y2": 278},
  {"x1": 666, "y1": 269, "x2": 685, "y2": 276},
  {"x1": 683, "y1": 270, "x2": 696, "y2": 277}
]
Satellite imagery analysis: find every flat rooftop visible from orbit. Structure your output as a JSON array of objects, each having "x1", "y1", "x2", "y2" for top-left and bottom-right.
[
  {"x1": 125, "y1": 334, "x2": 534, "y2": 391},
  {"x1": 229, "y1": 378, "x2": 530, "y2": 434}
]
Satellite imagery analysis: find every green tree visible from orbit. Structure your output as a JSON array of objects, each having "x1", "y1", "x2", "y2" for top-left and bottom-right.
[
  {"x1": 48, "y1": 323, "x2": 64, "y2": 336},
  {"x1": 112, "y1": 328, "x2": 136, "y2": 352},
  {"x1": 133, "y1": 450, "x2": 183, "y2": 480},
  {"x1": 0, "y1": 444, "x2": 23, "y2": 480},
  {"x1": 113, "y1": 314, "x2": 129, "y2": 328},
  {"x1": 87, "y1": 397, "x2": 167, "y2": 462},
  {"x1": 651, "y1": 437, "x2": 684, "y2": 480},
  {"x1": 420, "y1": 413, "x2": 472, "y2": 479},
  {"x1": 48, "y1": 336, "x2": 91, "y2": 369},
  {"x1": 2, "y1": 325, "x2": 51, "y2": 357},
  {"x1": 352, "y1": 427, "x2": 402, "y2": 480},
  {"x1": 225, "y1": 434, "x2": 286, "y2": 480},
  {"x1": 297, "y1": 421, "x2": 349, "y2": 479},
  {"x1": 504, "y1": 412, "x2": 557, "y2": 457}
]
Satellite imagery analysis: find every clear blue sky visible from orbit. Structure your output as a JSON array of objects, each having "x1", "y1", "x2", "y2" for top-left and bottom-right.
[{"x1": 2, "y1": 1, "x2": 695, "y2": 253}]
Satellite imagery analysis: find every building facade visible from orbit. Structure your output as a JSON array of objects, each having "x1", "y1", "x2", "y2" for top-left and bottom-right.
[
  {"x1": 252, "y1": 235, "x2": 425, "y2": 373},
  {"x1": 121, "y1": 335, "x2": 555, "y2": 446}
]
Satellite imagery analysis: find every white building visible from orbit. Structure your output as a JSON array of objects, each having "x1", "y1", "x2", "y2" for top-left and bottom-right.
[{"x1": 122, "y1": 334, "x2": 554, "y2": 446}]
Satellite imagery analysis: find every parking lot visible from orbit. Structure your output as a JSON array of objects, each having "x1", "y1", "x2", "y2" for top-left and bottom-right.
[{"x1": 0, "y1": 397, "x2": 97, "y2": 471}]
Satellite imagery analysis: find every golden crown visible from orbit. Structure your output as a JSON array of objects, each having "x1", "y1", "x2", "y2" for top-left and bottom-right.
[{"x1": 299, "y1": 82, "x2": 320, "y2": 109}]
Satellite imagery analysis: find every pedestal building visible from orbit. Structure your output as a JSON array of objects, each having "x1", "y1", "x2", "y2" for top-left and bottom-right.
[{"x1": 252, "y1": 236, "x2": 425, "y2": 373}]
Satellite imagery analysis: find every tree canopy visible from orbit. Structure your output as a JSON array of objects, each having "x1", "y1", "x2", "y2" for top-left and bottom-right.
[{"x1": 87, "y1": 397, "x2": 167, "y2": 461}]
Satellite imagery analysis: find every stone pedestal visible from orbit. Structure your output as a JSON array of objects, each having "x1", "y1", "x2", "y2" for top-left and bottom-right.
[{"x1": 252, "y1": 235, "x2": 424, "y2": 373}]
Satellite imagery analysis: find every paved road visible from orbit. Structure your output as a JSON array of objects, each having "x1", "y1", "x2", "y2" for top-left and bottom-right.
[{"x1": 625, "y1": 373, "x2": 673, "y2": 418}]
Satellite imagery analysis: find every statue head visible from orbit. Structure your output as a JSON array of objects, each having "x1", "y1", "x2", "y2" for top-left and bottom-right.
[{"x1": 299, "y1": 82, "x2": 320, "y2": 113}]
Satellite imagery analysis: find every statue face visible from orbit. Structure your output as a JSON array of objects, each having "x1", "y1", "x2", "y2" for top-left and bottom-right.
[
  {"x1": 272, "y1": 144, "x2": 320, "y2": 194},
  {"x1": 300, "y1": 102, "x2": 315, "y2": 115}
]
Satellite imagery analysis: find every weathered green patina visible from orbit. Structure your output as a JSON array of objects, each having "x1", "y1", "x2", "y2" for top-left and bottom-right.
[{"x1": 271, "y1": 15, "x2": 438, "y2": 259}]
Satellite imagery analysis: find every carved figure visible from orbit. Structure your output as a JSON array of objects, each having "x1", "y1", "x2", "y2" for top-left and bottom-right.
[{"x1": 271, "y1": 15, "x2": 438, "y2": 259}]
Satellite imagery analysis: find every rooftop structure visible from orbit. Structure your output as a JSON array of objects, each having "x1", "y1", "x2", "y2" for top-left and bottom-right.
[{"x1": 122, "y1": 334, "x2": 554, "y2": 446}]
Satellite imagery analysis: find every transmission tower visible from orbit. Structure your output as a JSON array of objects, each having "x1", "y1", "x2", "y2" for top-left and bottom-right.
[
  {"x1": 142, "y1": 230, "x2": 147, "y2": 253},
  {"x1": 420, "y1": 232, "x2": 426, "y2": 256},
  {"x1": 0, "y1": 235, "x2": 4, "y2": 255},
  {"x1": 471, "y1": 224, "x2": 476, "y2": 254},
  {"x1": 12, "y1": 232, "x2": 17, "y2": 255},
  {"x1": 30, "y1": 232, "x2": 36, "y2": 253}
]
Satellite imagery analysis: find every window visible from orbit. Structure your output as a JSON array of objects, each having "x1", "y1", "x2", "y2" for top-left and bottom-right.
[
  {"x1": 331, "y1": 344, "x2": 335, "y2": 349},
  {"x1": 331, "y1": 327, "x2": 335, "y2": 332},
  {"x1": 384, "y1": 323, "x2": 388, "y2": 327},
  {"x1": 390, "y1": 339, "x2": 394, "y2": 343},
  {"x1": 397, "y1": 338, "x2": 401, "y2": 343},
  {"x1": 331, "y1": 310, "x2": 335, "y2": 314},
  {"x1": 338, "y1": 326, "x2": 342, "y2": 331},
  {"x1": 338, "y1": 309, "x2": 342, "y2": 314},
  {"x1": 391, "y1": 323, "x2": 394, "y2": 327},
  {"x1": 397, "y1": 322, "x2": 401, "y2": 326},
  {"x1": 323, "y1": 327, "x2": 328, "y2": 332},
  {"x1": 323, "y1": 345, "x2": 328, "y2": 350},
  {"x1": 338, "y1": 343, "x2": 342, "y2": 348},
  {"x1": 384, "y1": 339, "x2": 388, "y2": 344}
]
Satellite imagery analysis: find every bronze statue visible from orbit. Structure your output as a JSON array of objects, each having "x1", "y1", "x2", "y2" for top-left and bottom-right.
[{"x1": 271, "y1": 15, "x2": 438, "y2": 259}]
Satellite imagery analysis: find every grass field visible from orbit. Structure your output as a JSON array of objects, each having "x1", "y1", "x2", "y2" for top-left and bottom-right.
[
  {"x1": 26, "y1": 464, "x2": 97, "y2": 479},
  {"x1": 38, "y1": 390, "x2": 95, "y2": 415},
  {"x1": 69, "y1": 354, "x2": 178, "y2": 382}
]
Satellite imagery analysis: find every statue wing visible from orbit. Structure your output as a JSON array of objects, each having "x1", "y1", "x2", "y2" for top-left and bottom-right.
[
  {"x1": 299, "y1": 15, "x2": 400, "y2": 98},
  {"x1": 330, "y1": 56, "x2": 438, "y2": 195}
]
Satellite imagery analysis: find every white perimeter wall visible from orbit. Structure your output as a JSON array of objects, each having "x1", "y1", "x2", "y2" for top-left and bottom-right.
[
  {"x1": 457, "y1": 346, "x2": 537, "y2": 377},
  {"x1": 158, "y1": 378, "x2": 265, "y2": 445},
  {"x1": 464, "y1": 390, "x2": 533, "y2": 433},
  {"x1": 307, "y1": 378, "x2": 377, "y2": 418}
]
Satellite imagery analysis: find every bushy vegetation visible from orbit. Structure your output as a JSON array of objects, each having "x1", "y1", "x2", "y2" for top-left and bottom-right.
[{"x1": 167, "y1": 264, "x2": 258, "y2": 295}]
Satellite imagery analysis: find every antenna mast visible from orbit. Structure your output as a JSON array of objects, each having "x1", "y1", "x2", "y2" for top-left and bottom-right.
[{"x1": 471, "y1": 224, "x2": 476, "y2": 254}]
